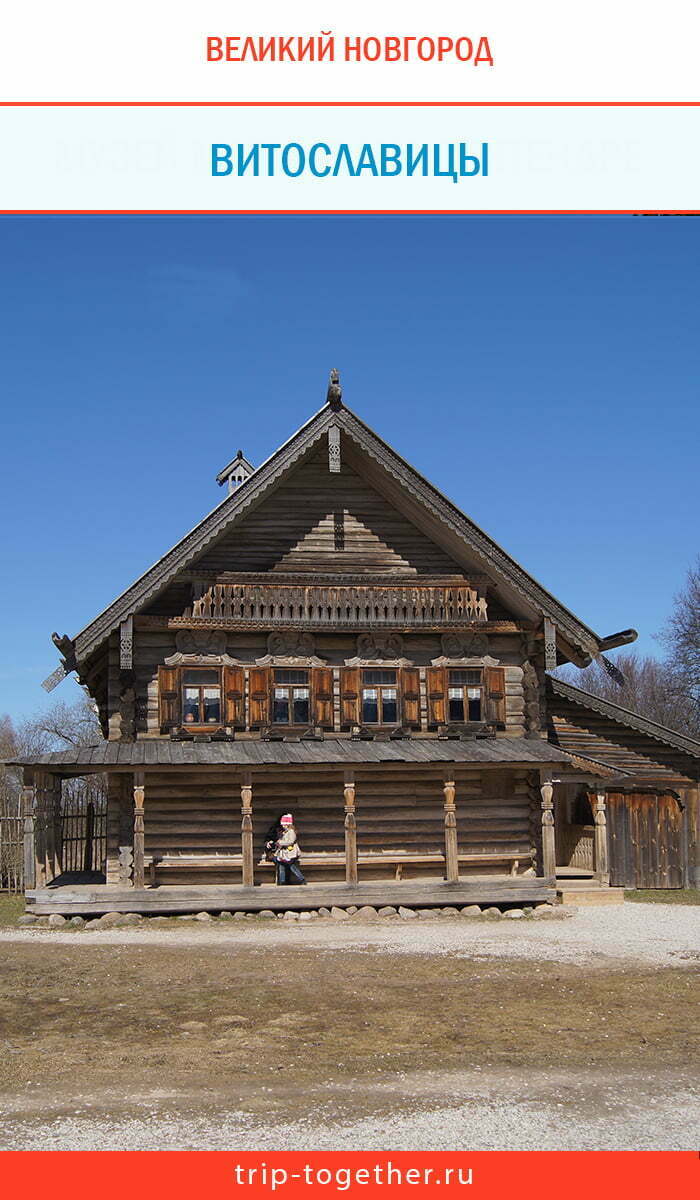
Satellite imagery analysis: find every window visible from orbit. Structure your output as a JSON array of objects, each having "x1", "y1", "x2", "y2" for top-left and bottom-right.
[
  {"x1": 362, "y1": 669, "x2": 398, "y2": 725},
  {"x1": 273, "y1": 669, "x2": 310, "y2": 725},
  {"x1": 447, "y1": 669, "x2": 483, "y2": 723},
  {"x1": 182, "y1": 668, "x2": 222, "y2": 725}
]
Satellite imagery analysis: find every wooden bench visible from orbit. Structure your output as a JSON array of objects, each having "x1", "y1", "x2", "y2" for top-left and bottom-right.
[{"x1": 147, "y1": 850, "x2": 534, "y2": 884}]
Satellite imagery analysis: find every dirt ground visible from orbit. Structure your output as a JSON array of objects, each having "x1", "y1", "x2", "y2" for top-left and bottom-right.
[{"x1": 1, "y1": 908, "x2": 699, "y2": 1148}]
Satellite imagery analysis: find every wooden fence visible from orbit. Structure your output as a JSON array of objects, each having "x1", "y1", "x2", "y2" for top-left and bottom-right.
[
  {"x1": 0, "y1": 785, "x2": 107, "y2": 892},
  {"x1": 0, "y1": 795, "x2": 23, "y2": 893}
]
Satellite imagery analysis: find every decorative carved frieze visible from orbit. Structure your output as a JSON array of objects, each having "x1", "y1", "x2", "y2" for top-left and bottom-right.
[
  {"x1": 165, "y1": 628, "x2": 240, "y2": 667},
  {"x1": 543, "y1": 617, "x2": 557, "y2": 672},
  {"x1": 440, "y1": 632, "x2": 489, "y2": 659},
  {"x1": 357, "y1": 632, "x2": 404, "y2": 660},
  {"x1": 119, "y1": 615, "x2": 134, "y2": 671},
  {"x1": 328, "y1": 424, "x2": 341, "y2": 473},
  {"x1": 257, "y1": 630, "x2": 325, "y2": 666}
]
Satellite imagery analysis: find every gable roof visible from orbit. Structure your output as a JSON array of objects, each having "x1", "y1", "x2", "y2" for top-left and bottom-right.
[
  {"x1": 547, "y1": 676, "x2": 700, "y2": 760},
  {"x1": 64, "y1": 397, "x2": 627, "y2": 666}
]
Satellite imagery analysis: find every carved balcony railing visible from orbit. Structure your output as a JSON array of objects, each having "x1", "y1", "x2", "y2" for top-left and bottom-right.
[{"x1": 183, "y1": 581, "x2": 488, "y2": 627}]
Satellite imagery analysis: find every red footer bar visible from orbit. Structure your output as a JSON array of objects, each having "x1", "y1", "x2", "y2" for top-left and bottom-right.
[{"x1": 1, "y1": 1151, "x2": 697, "y2": 1197}]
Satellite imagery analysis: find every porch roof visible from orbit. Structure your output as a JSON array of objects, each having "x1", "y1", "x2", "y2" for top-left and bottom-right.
[{"x1": 14, "y1": 735, "x2": 571, "y2": 775}]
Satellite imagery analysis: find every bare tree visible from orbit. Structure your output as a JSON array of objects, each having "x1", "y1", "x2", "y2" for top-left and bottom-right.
[
  {"x1": 660, "y1": 557, "x2": 700, "y2": 699},
  {"x1": 556, "y1": 651, "x2": 700, "y2": 738}
]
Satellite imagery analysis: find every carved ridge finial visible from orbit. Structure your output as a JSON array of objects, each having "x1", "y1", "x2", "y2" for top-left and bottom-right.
[{"x1": 327, "y1": 368, "x2": 342, "y2": 410}]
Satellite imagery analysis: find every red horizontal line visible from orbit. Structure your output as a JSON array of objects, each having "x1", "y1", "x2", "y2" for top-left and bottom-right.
[
  {"x1": 0, "y1": 100, "x2": 699, "y2": 107},
  {"x1": 2, "y1": 210, "x2": 699, "y2": 216}
]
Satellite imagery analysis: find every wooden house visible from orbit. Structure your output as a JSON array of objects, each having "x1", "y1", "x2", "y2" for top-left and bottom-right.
[{"x1": 16, "y1": 375, "x2": 700, "y2": 915}]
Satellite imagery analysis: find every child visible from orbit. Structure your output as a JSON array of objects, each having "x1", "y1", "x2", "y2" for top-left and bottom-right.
[{"x1": 265, "y1": 813, "x2": 306, "y2": 885}]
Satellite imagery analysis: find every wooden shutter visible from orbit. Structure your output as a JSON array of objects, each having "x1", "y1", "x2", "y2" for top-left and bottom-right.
[
  {"x1": 313, "y1": 667, "x2": 335, "y2": 729},
  {"x1": 223, "y1": 665, "x2": 245, "y2": 729},
  {"x1": 426, "y1": 666, "x2": 446, "y2": 727},
  {"x1": 340, "y1": 666, "x2": 361, "y2": 728},
  {"x1": 400, "y1": 666, "x2": 421, "y2": 730},
  {"x1": 158, "y1": 666, "x2": 179, "y2": 731},
  {"x1": 248, "y1": 666, "x2": 271, "y2": 728},
  {"x1": 485, "y1": 665, "x2": 506, "y2": 727}
]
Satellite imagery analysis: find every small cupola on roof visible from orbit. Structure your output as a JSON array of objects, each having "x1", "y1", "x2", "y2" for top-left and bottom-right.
[{"x1": 216, "y1": 449, "x2": 256, "y2": 494}]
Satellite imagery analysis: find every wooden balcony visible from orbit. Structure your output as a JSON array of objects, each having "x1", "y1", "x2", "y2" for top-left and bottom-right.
[{"x1": 183, "y1": 579, "x2": 489, "y2": 628}]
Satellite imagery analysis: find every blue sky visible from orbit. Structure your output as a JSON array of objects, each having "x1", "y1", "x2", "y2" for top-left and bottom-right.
[{"x1": 1, "y1": 215, "x2": 698, "y2": 719}]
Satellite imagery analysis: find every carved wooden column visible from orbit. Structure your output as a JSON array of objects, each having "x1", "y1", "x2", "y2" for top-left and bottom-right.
[
  {"x1": 241, "y1": 771, "x2": 254, "y2": 887},
  {"x1": 33, "y1": 769, "x2": 48, "y2": 888},
  {"x1": 50, "y1": 774, "x2": 63, "y2": 879},
  {"x1": 443, "y1": 775, "x2": 459, "y2": 883},
  {"x1": 540, "y1": 770, "x2": 556, "y2": 880},
  {"x1": 593, "y1": 790, "x2": 610, "y2": 884},
  {"x1": 22, "y1": 782, "x2": 36, "y2": 891},
  {"x1": 132, "y1": 771, "x2": 146, "y2": 888},
  {"x1": 344, "y1": 770, "x2": 358, "y2": 885}
]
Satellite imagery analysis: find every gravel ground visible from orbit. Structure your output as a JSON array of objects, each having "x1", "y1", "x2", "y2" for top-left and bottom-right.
[
  {"x1": 3, "y1": 1073, "x2": 697, "y2": 1150},
  {"x1": 3, "y1": 902, "x2": 698, "y2": 967}
]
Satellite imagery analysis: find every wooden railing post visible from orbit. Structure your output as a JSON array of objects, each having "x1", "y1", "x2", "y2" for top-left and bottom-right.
[
  {"x1": 443, "y1": 775, "x2": 459, "y2": 882},
  {"x1": 344, "y1": 770, "x2": 358, "y2": 885},
  {"x1": 132, "y1": 771, "x2": 145, "y2": 888},
  {"x1": 22, "y1": 782, "x2": 36, "y2": 891},
  {"x1": 593, "y1": 790, "x2": 610, "y2": 884},
  {"x1": 540, "y1": 770, "x2": 556, "y2": 880},
  {"x1": 241, "y1": 771, "x2": 254, "y2": 887}
]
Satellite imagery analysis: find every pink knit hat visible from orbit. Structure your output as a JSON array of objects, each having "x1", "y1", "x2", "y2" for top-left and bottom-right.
[{"x1": 280, "y1": 813, "x2": 293, "y2": 825}]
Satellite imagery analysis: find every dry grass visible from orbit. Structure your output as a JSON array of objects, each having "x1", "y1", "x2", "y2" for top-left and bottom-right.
[
  {"x1": 625, "y1": 889, "x2": 700, "y2": 905},
  {"x1": 1, "y1": 939, "x2": 698, "y2": 1118}
]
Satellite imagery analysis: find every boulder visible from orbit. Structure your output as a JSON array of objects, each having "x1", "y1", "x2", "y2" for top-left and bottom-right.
[
  {"x1": 298, "y1": 911, "x2": 312, "y2": 920},
  {"x1": 68, "y1": 916, "x2": 86, "y2": 928},
  {"x1": 378, "y1": 906, "x2": 398, "y2": 917},
  {"x1": 259, "y1": 910, "x2": 276, "y2": 918},
  {"x1": 346, "y1": 906, "x2": 358, "y2": 915},
  {"x1": 483, "y1": 906, "x2": 502, "y2": 918},
  {"x1": 460, "y1": 905, "x2": 482, "y2": 917},
  {"x1": 283, "y1": 910, "x2": 299, "y2": 920},
  {"x1": 504, "y1": 909, "x2": 525, "y2": 920},
  {"x1": 84, "y1": 918, "x2": 103, "y2": 929},
  {"x1": 148, "y1": 916, "x2": 171, "y2": 926},
  {"x1": 120, "y1": 914, "x2": 143, "y2": 926},
  {"x1": 194, "y1": 912, "x2": 213, "y2": 922},
  {"x1": 331, "y1": 906, "x2": 349, "y2": 920},
  {"x1": 441, "y1": 907, "x2": 460, "y2": 917},
  {"x1": 18, "y1": 914, "x2": 38, "y2": 926},
  {"x1": 99, "y1": 911, "x2": 133, "y2": 926},
  {"x1": 398, "y1": 906, "x2": 417, "y2": 919},
  {"x1": 48, "y1": 914, "x2": 67, "y2": 928},
  {"x1": 354, "y1": 906, "x2": 378, "y2": 918},
  {"x1": 317, "y1": 907, "x2": 332, "y2": 918},
  {"x1": 417, "y1": 908, "x2": 435, "y2": 919},
  {"x1": 218, "y1": 911, "x2": 233, "y2": 920},
  {"x1": 233, "y1": 912, "x2": 247, "y2": 920}
]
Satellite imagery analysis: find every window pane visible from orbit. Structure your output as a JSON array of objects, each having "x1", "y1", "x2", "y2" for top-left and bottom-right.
[
  {"x1": 273, "y1": 689, "x2": 289, "y2": 723},
  {"x1": 362, "y1": 689, "x2": 378, "y2": 723},
  {"x1": 363, "y1": 669, "x2": 397, "y2": 686},
  {"x1": 183, "y1": 688, "x2": 200, "y2": 723},
  {"x1": 292, "y1": 688, "x2": 310, "y2": 724},
  {"x1": 450, "y1": 669, "x2": 482, "y2": 686},
  {"x1": 203, "y1": 689, "x2": 221, "y2": 723},
  {"x1": 275, "y1": 669, "x2": 309, "y2": 685},
  {"x1": 468, "y1": 690, "x2": 482, "y2": 720},
  {"x1": 382, "y1": 692, "x2": 398, "y2": 724},
  {"x1": 448, "y1": 691, "x2": 465, "y2": 722},
  {"x1": 183, "y1": 669, "x2": 219, "y2": 685}
]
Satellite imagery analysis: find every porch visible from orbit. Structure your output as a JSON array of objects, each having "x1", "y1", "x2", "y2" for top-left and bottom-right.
[
  {"x1": 17, "y1": 736, "x2": 575, "y2": 915},
  {"x1": 26, "y1": 875, "x2": 555, "y2": 916}
]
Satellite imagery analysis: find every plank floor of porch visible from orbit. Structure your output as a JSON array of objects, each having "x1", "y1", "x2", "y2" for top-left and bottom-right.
[{"x1": 26, "y1": 875, "x2": 556, "y2": 915}]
